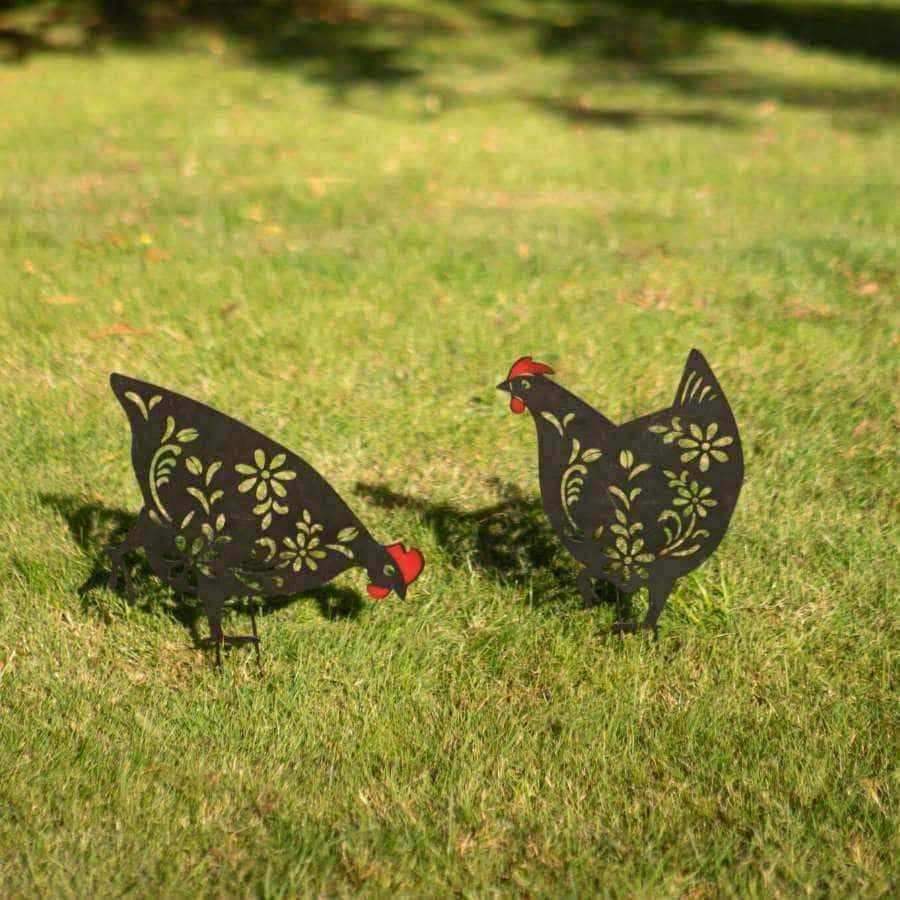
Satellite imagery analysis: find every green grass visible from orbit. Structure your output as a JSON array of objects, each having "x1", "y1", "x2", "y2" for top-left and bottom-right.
[{"x1": 0, "y1": 2, "x2": 898, "y2": 895}]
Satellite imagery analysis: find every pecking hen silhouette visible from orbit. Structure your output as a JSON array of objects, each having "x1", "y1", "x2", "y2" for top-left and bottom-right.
[
  {"x1": 106, "y1": 374, "x2": 424, "y2": 664},
  {"x1": 497, "y1": 350, "x2": 743, "y2": 635}
]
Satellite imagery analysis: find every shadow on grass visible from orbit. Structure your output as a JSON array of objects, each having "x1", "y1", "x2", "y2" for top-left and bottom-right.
[
  {"x1": 527, "y1": 95, "x2": 743, "y2": 130},
  {"x1": 39, "y1": 493, "x2": 365, "y2": 644},
  {"x1": 3, "y1": 2, "x2": 896, "y2": 131},
  {"x1": 354, "y1": 479, "x2": 620, "y2": 609}
]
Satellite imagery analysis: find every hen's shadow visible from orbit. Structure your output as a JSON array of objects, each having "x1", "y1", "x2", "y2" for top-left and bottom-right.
[
  {"x1": 39, "y1": 493, "x2": 364, "y2": 637},
  {"x1": 355, "y1": 478, "x2": 620, "y2": 608}
]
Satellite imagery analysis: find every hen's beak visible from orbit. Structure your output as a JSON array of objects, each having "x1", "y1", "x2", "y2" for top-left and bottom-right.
[{"x1": 496, "y1": 381, "x2": 510, "y2": 393}]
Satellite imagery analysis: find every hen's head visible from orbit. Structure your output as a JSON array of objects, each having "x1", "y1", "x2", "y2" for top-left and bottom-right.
[
  {"x1": 366, "y1": 542, "x2": 425, "y2": 600},
  {"x1": 497, "y1": 356, "x2": 555, "y2": 414}
]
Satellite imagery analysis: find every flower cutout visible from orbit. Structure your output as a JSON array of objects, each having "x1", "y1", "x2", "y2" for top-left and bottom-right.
[
  {"x1": 672, "y1": 479, "x2": 718, "y2": 518},
  {"x1": 236, "y1": 448, "x2": 296, "y2": 530},
  {"x1": 678, "y1": 422, "x2": 733, "y2": 472},
  {"x1": 605, "y1": 536, "x2": 655, "y2": 581},
  {"x1": 277, "y1": 510, "x2": 327, "y2": 572}
]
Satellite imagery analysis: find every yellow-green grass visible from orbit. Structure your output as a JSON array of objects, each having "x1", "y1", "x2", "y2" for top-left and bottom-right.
[{"x1": 0, "y1": 3, "x2": 897, "y2": 895}]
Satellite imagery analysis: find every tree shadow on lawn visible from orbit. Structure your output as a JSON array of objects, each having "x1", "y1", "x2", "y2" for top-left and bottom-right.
[
  {"x1": 39, "y1": 493, "x2": 364, "y2": 648},
  {"x1": 6, "y1": 2, "x2": 896, "y2": 131},
  {"x1": 483, "y1": 0, "x2": 899, "y2": 67},
  {"x1": 354, "y1": 478, "x2": 624, "y2": 612}
]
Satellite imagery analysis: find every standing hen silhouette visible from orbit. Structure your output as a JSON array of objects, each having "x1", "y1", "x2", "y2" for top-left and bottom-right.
[
  {"x1": 497, "y1": 350, "x2": 743, "y2": 635},
  {"x1": 107, "y1": 374, "x2": 424, "y2": 665}
]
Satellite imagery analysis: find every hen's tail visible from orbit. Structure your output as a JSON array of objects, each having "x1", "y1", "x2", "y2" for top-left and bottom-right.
[{"x1": 672, "y1": 349, "x2": 730, "y2": 411}]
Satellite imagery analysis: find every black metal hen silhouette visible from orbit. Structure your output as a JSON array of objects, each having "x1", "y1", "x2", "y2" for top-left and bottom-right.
[
  {"x1": 497, "y1": 350, "x2": 743, "y2": 635},
  {"x1": 106, "y1": 374, "x2": 424, "y2": 664}
]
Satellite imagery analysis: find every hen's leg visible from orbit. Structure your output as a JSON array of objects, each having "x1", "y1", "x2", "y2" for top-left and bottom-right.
[
  {"x1": 577, "y1": 571, "x2": 621, "y2": 609},
  {"x1": 198, "y1": 580, "x2": 260, "y2": 668},
  {"x1": 642, "y1": 577, "x2": 674, "y2": 639},
  {"x1": 576, "y1": 570, "x2": 597, "y2": 609},
  {"x1": 611, "y1": 577, "x2": 673, "y2": 639},
  {"x1": 199, "y1": 581, "x2": 227, "y2": 668}
]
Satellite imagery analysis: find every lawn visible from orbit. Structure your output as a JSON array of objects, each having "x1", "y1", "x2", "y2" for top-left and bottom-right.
[{"x1": 0, "y1": 1, "x2": 897, "y2": 895}]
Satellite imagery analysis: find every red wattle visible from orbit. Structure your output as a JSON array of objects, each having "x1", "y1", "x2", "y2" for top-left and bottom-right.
[
  {"x1": 367, "y1": 584, "x2": 390, "y2": 600},
  {"x1": 510, "y1": 396, "x2": 526, "y2": 414}
]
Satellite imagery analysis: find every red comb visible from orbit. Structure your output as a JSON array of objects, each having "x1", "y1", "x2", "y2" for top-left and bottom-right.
[
  {"x1": 507, "y1": 356, "x2": 554, "y2": 381},
  {"x1": 386, "y1": 543, "x2": 425, "y2": 585}
]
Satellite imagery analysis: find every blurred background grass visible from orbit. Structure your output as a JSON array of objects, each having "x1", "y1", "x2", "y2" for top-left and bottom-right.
[{"x1": 0, "y1": 1, "x2": 897, "y2": 896}]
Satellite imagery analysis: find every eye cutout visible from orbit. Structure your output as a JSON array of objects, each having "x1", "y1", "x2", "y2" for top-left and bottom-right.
[
  {"x1": 518, "y1": 378, "x2": 532, "y2": 390},
  {"x1": 383, "y1": 564, "x2": 397, "y2": 576}
]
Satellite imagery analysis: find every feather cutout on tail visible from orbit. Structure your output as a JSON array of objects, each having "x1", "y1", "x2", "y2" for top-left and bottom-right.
[{"x1": 672, "y1": 349, "x2": 725, "y2": 409}]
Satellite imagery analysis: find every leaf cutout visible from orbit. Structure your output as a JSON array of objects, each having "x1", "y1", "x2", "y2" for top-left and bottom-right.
[
  {"x1": 629, "y1": 463, "x2": 651, "y2": 480},
  {"x1": 648, "y1": 425, "x2": 667, "y2": 434},
  {"x1": 176, "y1": 428, "x2": 198, "y2": 443},
  {"x1": 205, "y1": 461, "x2": 222, "y2": 485},
  {"x1": 337, "y1": 526, "x2": 359, "y2": 543},
  {"x1": 180, "y1": 511, "x2": 195, "y2": 529},
  {"x1": 148, "y1": 395, "x2": 162, "y2": 412},
  {"x1": 124, "y1": 391, "x2": 148, "y2": 420},
  {"x1": 186, "y1": 456, "x2": 202, "y2": 476},
  {"x1": 592, "y1": 525, "x2": 604, "y2": 540},
  {"x1": 540, "y1": 411, "x2": 564, "y2": 437},
  {"x1": 609, "y1": 486, "x2": 630, "y2": 509},
  {"x1": 209, "y1": 490, "x2": 224, "y2": 505},
  {"x1": 327, "y1": 543, "x2": 355, "y2": 559},
  {"x1": 562, "y1": 413, "x2": 575, "y2": 428},
  {"x1": 671, "y1": 544, "x2": 701, "y2": 558},
  {"x1": 215, "y1": 513, "x2": 225, "y2": 532},
  {"x1": 186, "y1": 487, "x2": 210, "y2": 514},
  {"x1": 581, "y1": 448, "x2": 602, "y2": 463},
  {"x1": 161, "y1": 416, "x2": 176, "y2": 443},
  {"x1": 201, "y1": 523, "x2": 214, "y2": 541},
  {"x1": 568, "y1": 438, "x2": 581, "y2": 465}
]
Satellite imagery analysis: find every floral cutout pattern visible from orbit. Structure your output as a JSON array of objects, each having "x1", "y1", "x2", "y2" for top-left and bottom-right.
[
  {"x1": 605, "y1": 534, "x2": 655, "y2": 581},
  {"x1": 275, "y1": 510, "x2": 359, "y2": 572},
  {"x1": 672, "y1": 476, "x2": 718, "y2": 519},
  {"x1": 658, "y1": 470, "x2": 712, "y2": 558},
  {"x1": 649, "y1": 418, "x2": 734, "y2": 473},
  {"x1": 599, "y1": 449, "x2": 656, "y2": 581},
  {"x1": 677, "y1": 423, "x2": 733, "y2": 472},
  {"x1": 540, "y1": 411, "x2": 602, "y2": 539},
  {"x1": 278, "y1": 510, "x2": 326, "y2": 572},
  {"x1": 236, "y1": 449, "x2": 297, "y2": 530},
  {"x1": 147, "y1": 415, "x2": 199, "y2": 524}
]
